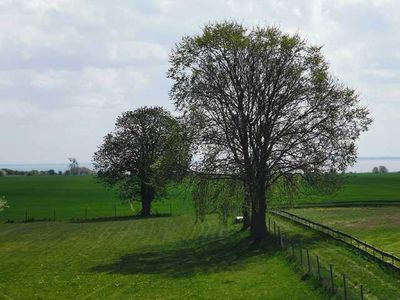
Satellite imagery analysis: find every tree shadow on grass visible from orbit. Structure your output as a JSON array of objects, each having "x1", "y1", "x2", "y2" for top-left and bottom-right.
[
  {"x1": 71, "y1": 213, "x2": 172, "y2": 223},
  {"x1": 91, "y1": 232, "x2": 281, "y2": 278}
]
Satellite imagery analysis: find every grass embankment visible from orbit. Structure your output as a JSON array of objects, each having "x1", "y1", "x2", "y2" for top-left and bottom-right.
[
  {"x1": 289, "y1": 206, "x2": 400, "y2": 257},
  {"x1": 0, "y1": 176, "x2": 193, "y2": 221},
  {"x1": 0, "y1": 216, "x2": 327, "y2": 299},
  {"x1": 269, "y1": 213, "x2": 400, "y2": 299}
]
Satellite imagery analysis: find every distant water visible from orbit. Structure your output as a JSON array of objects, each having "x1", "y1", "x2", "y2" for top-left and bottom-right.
[
  {"x1": 0, "y1": 163, "x2": 94, "y2": 172},
  {"x1": 1, "y1": 158, "x2": 400, "y2": 173},
  {"x1": 348, "y1": 157, "x2": 400, "y2": 173}
]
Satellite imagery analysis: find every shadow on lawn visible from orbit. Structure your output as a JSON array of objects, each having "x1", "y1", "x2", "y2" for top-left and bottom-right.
[
  {"x1": 91, "y1": 232, "x2": 280, "y2": 278},
  {"x1": 71, "y1": 213, "x2": 172, "y2": 223}
]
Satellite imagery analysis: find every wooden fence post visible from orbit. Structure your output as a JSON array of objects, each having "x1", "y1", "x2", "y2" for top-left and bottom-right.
[
  {"x1": 343, "y1": 274, "x2": 347, "y2": 300},
  {"x1": 316, "y1": 255, "x2": 321, "y2": 280},
  {"x1": 330, "y1": 264, "x2": 334, "y2": 293},
  {"x1": 306, "y1": 249, "x2": 311, "y2": 273}
]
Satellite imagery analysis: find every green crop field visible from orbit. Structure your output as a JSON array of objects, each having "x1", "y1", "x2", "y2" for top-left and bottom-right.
[
  {"x1": 288, "y1": 206, "x2": 400, "y2": 257},
  {"x1": 297, "y1": 173, "x2": 400, "y2": 204},
  {"x1": 0, "y1": 176, "x2": 193, "y2": 221},
  {"x1": 0, "y1": 216, "x2": 328, "y2": 299}
]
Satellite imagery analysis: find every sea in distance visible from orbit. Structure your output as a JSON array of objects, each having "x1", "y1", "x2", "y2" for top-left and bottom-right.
[{"x1": 1, "y1": 157, "x2": 400, "y2": 174}]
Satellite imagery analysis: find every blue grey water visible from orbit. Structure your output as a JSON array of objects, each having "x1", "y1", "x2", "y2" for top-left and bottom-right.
[{"x1": 1, "y1": 158, "x2": 400, "y2": 173}]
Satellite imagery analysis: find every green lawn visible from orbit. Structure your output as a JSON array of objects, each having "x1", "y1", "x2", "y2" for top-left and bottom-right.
[
  {"x1": 288, "y1": 206, "x2": 400, "y2": 257},
  {"x1": 0, "y1": 215, "x2": 327, "y2": 299}
]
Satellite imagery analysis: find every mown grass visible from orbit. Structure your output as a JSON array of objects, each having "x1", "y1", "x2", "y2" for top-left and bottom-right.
[
  {"x1": 268, "y1": 213, "x2": 400, "y2": 299},
  {"x1": 0, "y1": 215, "x2": 328, "y2": 299},
  {"x1": 289, "y1": 206, "x2": 400, "y2": 257}
]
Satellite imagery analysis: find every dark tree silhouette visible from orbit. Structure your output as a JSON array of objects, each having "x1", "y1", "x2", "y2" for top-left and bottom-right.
[
  {"x1": 168, "y1": 22, "x2": 372, "y2": 239},
  {"x1": 93, "y1": 106, "x2": 191, "y2": 216}
]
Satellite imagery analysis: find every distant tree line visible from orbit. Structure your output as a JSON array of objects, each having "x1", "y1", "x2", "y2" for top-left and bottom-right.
[
  {"x1": 372, "y1": 166, "x2": 388, "y2": 174},
  {"x1": 0, "y1": 159, "x2": 93, "y2": 176}
]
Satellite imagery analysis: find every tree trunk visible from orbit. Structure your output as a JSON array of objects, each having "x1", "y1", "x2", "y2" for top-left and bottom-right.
[
  {"x1": 241, "y1": 189, "x2": 251, "y2": 230},
  {"x1": 140, "y1": 182, "x2": 154, "y2": 216},
  {"x1": 250, "y1": 180, "x2": 267, "y2": 240}
]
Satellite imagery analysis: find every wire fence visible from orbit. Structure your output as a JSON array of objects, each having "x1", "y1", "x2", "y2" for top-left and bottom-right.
[
  {"x1": 1, "y1": 204, "x2": 174, "y2": 223},
  {"x1": 267, "y1": 217, "x2": 368, "y2": 300},
  {"x1": 269, "y1": 209, "x2": 400, "y2": 272}
]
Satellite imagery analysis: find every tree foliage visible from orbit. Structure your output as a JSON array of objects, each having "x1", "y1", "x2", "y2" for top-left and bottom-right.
[
  {"x1": 168, "y1": 22, "x2": 372, "y2": 239},
  {"x1": 93, "y1": 106, "x2": 191, "y2": 216}
]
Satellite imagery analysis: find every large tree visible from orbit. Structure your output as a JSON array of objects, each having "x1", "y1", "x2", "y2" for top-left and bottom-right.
[
  {"x1": 168, "y1": 22, "x2": 372, "y2": 239},
  {"x1": 93, "y1": 106, "x2": 190, "y2": 216}
]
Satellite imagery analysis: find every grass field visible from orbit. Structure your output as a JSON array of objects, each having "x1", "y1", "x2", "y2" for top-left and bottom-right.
[
  {"x1": 0, "y1": 216, "x2": 328, "y2": 299},
  {"x1": 297, "y1": 173, "x2": 400, "y2": 203},
  {"x1": 289, "y1": 206, "x2": 400, "y2": 257},
  {"x1": 1, "y1": 173, "x2": 400, "y2": 222},
  {"x1": 1, "y1": 174, "x2": 400, "y2": 298},
  {"x1": 0, "y1": 176, "x2": 193, "y2": 221},
  {"x1": 268, "y1": 212, "x2": 400, "y2": 299}
]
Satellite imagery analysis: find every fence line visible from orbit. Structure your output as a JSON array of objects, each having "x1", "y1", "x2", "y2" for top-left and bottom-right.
[
  {"x1": 268, "y1": 217, "x2": 367, "y2": 300},
  {"x1": 273, "y1": 200, "x2": 400, "y2": 209},
  {"x1": 269, "y1": 209, "x2": 400, "y2": 272}
]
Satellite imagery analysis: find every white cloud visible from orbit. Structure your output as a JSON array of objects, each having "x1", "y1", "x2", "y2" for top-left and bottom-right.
[{"x1": 0, "y1": 0, "x2": 400, "y2": 162}]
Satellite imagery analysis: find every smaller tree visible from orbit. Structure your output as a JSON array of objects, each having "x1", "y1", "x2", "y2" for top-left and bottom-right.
[
  {"x1": 372, "y1": 166, "x2": 379, "y2": 174},
  {"x1": 68, "y1": 158, "x2": 80, "y2": 175},
  {"x1": 93, "y1": 106, "x2": 191, "y2": 216}
]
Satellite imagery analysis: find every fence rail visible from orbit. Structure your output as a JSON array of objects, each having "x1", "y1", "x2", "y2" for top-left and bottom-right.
[
  {"x1": 269, "y1": 209, "x2": 400, "y2": 272},
  {"x1": 273, "y1": 200, "x2": 400, "y2": 209}
]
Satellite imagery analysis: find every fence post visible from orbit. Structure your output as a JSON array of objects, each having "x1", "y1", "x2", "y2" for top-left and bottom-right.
[
  {"x1": 360, "y1": 285, "x2": 364, "y2": 300},
  {"x1": 330, "y1": 264, "x2": 334, "y2": 293},
  {"x1": 343, "y1": 274, "x2": 347, "y2": 300},
  {"x1": 306, "y1": 249, "x2": 311, "y2": 273},
  {"x1": 300, "y1": 246, "x2": 303, "y2": 266},
  {"x1": 316, "y1": 255, "x2": 321, "y2": 281},
  {"x1": 273, "y1": 221, "x2": 276, "y2": 236},
  {"x1": 291, "y1": 244, "x2": 295, "y2": 257}
]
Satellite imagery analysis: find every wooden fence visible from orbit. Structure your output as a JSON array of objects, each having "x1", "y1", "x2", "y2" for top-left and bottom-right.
[
  {"x1": 269, "y1": 209, "x2": 400, "y2": 272},
  {"x1": 267, "y1": 218, "x2": 367, "y2": 300}
]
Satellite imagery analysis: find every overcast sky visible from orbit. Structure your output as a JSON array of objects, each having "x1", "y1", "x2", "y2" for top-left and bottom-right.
[{"x1": 0, "y1": 0, "x2": 399, "y2": 164}]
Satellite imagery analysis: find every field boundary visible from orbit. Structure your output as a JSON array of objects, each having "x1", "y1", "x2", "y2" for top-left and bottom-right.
[
  {"x1": 273, "y1": 200, "x2": 400, "y2": 209},
  {"x1": 269, "y1": 209, "x2": 400, "y2": 273}
]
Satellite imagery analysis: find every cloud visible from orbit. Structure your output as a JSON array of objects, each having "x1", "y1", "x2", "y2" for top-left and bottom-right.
[{"x1": 0, "y1": 0, "x2": 399, "y2": 163}]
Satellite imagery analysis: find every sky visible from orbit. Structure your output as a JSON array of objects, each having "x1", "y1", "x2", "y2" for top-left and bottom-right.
[{"x1": 1, "y1": 0, "x2": 400, "y2": 164}]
